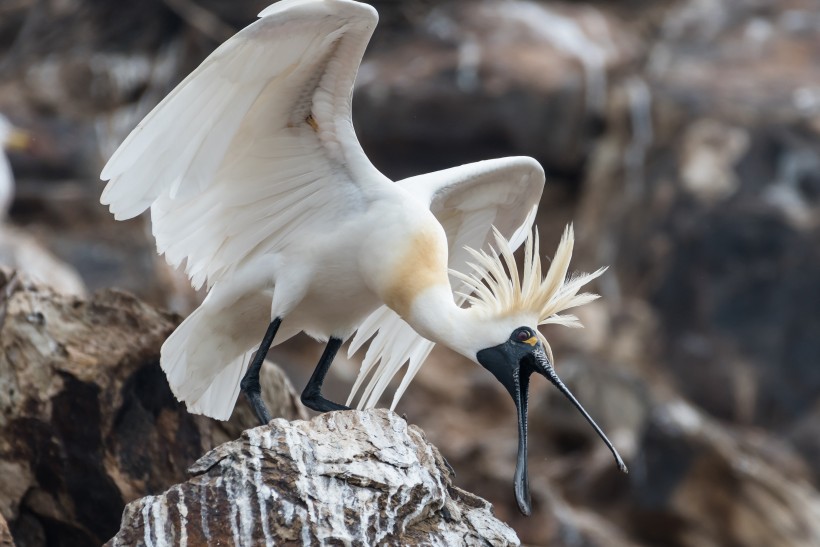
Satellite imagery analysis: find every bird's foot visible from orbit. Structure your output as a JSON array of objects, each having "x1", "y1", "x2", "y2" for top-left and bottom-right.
[
  {"x1": 241, "y1": 378, "x2": 273, "y2": 425},
  {"x1": 300, "y1": 392, "x2": 351, "y2": 413}
]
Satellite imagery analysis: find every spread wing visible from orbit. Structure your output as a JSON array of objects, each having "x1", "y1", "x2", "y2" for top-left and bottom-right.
[
  {"x1": 347, "y1": 156, "x2": 545, "y2": 409},
  {"x1": 100, "y1": 0, "x2": 384, "y2": 290}
]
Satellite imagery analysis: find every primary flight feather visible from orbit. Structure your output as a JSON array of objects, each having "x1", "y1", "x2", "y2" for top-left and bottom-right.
[{"x1": 101, "y1": 0, "x2": 625, "y2": 516}]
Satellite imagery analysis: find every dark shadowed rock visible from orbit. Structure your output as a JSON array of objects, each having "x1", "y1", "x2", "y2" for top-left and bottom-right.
[
  {"x1": 0, "y1": 270, "x2": 305, "y2": 546},
  {"x1": 576, "y1": 0, "x2": 820, "y2": 432},
  {"x1": 787, "y1": 404, "x2": 820, "y2": 485},
  {"x1": 106, "y1": 409, "x2": 519, "y2": 547},
  {"x1": 624, "y1": 399, "x2": 820, "y2": 547},
  {"x1": 531, "y1": 370, "x2": 820, "y2": 546}
]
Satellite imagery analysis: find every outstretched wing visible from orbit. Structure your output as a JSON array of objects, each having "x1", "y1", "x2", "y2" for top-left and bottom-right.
[
  {"x1": 347, "y1": 156, "x2": 544, "y2": 409},
  {"x1": 100, "y1": 0, "x2": 384, "y2": 289}
]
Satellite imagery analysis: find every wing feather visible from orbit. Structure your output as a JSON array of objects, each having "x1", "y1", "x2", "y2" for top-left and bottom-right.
[
  {"x1": 348, "y1": 157, "x2": 544, "y2": 409},
  {"x1": 100, "y1": 0, "x2": 383, "y2": 289}
]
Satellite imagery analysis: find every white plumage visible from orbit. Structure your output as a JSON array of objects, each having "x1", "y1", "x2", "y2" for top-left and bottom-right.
[
  {"x1": 101, "y1": 1, "x2": 627, "y2": 515},
  {"x1": 99, "y1": 0, "x2": 598, "y2": 422},
  {"x1": 0, "y1": 115, "x2": 86, "y2": 296},
  {"x1": 0, "y1": 115, "x2": 19, "y2": 217}
]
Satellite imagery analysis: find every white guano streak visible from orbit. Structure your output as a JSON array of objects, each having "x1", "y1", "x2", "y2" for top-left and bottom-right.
[
  {"x1": 177, "y1": 488, "x2": 188, "y2": 547},
  {"x1": 199, "y1": 481, "x2": 211, "y2": 542},
  {"x1": 247, "y1": 427, "x2": 273, "y2": 546},
  {"x1": 142, "y1": 500, "x2": 153, "y2": 547},
  {"x1": 282, "y1": 424, "x2": 317, "y2": 546},
  {"x1": 150, "y1": 496, "x2": 169, "y2": 547},
  {"x1": 235, "y1": 441, "x2": 256, "y2": 545}
]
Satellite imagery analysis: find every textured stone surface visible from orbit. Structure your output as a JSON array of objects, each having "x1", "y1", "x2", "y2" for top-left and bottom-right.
[
  {"x1": 0, "y1": 513, "x2": 13, "y2": 547},
  {"x1": 106, "y1": 409, "x2": 519, "y2": 547},
  {"x1": 0, "y1": 270, "x2": 305, "y2": 546},
  {"x1": 0, "y1": 273, "x2": 178, "y2": 545}
]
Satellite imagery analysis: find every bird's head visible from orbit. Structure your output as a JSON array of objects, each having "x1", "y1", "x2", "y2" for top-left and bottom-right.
[{"x1": 455, "y1": 225, "x2": 628, "y2": 515}]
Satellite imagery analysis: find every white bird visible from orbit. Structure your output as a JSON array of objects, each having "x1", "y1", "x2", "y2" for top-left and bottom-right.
[
  {"x1": 100, "y1": 0, "x2": 625, "y2": 515},
  {"x1": 0, "y1": 115, "x2": 86, "y2": 296},
  {"x1": 0, "y1": 115, "x2": 29, "y2": 217}
]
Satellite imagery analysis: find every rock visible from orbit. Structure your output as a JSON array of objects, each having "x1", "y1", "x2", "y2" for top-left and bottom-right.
[
  {"x1": 576, "y1": 0, "x2": 820, "y2": 431},
  {"x1": 543, "y1": 492, "x2": 640, "y2": 547},
  {"x1": 787, "y1": 404, "x2": 820, "y2": 485},
  {"x1": 531, "y1": 382, "x2": 820, "y2": 547},
  {"x1": 646, "y1": 0, "x2": 820, "y2": 123},
  {"x1": 9, "y1": 178, "x2": 201, "y2": 313},
  {"x1": 0, "y1": 270, "x2": 305, "y2": 546},
  {"x1": 0, "y1": 229, "x2": 86, "y2": 296},
  {"x1": 624, "y1": 399, "x2": 820, "y2": 547},
  {"x1": 0, "y1": 272, "x2": 178, "y2": 545},
  {"x1": 106, "y1": 409, "x2": 519, "y2": 547},
  {"x1": 354, "y1": 0, "x2": 641, "y2": 179},
  {"x1": 0, "y1": 513, "x2": 13, "y2": 547}
]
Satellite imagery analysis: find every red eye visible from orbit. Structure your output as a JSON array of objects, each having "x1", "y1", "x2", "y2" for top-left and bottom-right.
[{"x1": 515, "y1": 330, "x2": 531, "y2": 342}]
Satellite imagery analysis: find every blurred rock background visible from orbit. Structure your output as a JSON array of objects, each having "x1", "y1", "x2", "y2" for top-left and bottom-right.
[{"x1": 1, "y1": 0, "x2": 819, "y2": 545}]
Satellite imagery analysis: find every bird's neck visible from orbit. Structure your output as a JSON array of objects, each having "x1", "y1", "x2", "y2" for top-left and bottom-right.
[{"x1": 405, "y1": 285, "x2": 487, "y2": 362}]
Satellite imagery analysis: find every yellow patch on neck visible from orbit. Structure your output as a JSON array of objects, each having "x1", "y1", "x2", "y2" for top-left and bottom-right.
[
  {"x1": 523, "y1": 335, "x2": 538, "y2": 346},
  {"x1": 383, "y1": 226, "x2": 449, "y2": 318}
]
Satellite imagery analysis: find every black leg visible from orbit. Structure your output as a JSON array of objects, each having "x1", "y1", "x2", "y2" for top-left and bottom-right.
[
  {"x1": 240, "y1": 317, "x2": 282, "y2": 424},
  {"x1": 301, "y1": 337, "x2": 350, "y2": 412}
]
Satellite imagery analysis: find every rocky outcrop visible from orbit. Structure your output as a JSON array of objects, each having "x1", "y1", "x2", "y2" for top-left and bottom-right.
[
  {"x1": 0, "y1": 270, "x2": 304, "y2": 546},
  {"x1": 576, "y1": 0, "x2": 820, "y2": 432},
  {"x1": 106, "y1": 409, "x2": 519, "y2": 547},
  {"x1": 0, "y1": 231, "x2": 85, "y2": 297},
  {"x1": 0, "y1": 513, "x2": 13, "y2": 547},
  {"x1": 356, "y1": 0, "x2": 642, "y2": 179},
  {"x1": 623, "y1": 399, "x2": 820, "y2": 547}
]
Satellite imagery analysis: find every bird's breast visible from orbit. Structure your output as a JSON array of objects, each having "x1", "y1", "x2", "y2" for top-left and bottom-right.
[
  {"x1": 280, "y1": 198, "x2": 449, "y2": 339},
  {"x1": 374, "y1": 215, "x2": 449, "y2": 318}
]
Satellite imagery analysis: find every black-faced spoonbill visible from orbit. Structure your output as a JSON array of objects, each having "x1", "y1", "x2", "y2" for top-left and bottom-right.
[{"x1": 100, "y1": 0, "x2": 626, "y2": 515}]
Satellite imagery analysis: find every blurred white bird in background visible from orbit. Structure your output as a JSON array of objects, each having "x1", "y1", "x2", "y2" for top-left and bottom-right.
[
  {"x1": 0, "y1": 114, "x2": 86, "y2": 296},
  {"x1": 0, "y1": 115, "x2": 29, "y2": 217},
  {"x1": 100, "y1": 0, "x2": 625, "y2": 514}
]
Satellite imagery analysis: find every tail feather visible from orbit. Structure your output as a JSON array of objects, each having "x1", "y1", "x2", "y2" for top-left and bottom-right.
[
  {"x1": 186, "y1": 351, "x2": 252, "y2": 420},
  {"x1": 161, "y1": 305, "x2": 254, "y2": 420}
]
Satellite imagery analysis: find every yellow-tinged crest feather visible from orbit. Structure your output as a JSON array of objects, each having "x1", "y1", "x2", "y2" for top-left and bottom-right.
[{"x1": 458, "y1": 224, "x2": 606, "y2": 331}]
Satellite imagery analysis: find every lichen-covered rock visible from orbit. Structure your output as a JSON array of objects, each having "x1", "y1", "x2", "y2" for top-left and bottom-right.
[{"x1": 106, "y1": 409, "x2": 520, "y2": 547}]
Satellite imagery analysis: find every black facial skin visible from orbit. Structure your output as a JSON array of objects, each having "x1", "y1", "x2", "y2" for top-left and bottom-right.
[{"x1": 477, "y1": 327, "x2": 628, "y2": 516}]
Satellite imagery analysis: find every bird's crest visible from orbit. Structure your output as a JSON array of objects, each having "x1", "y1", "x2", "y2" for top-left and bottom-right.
[{"x1": 450, "y1": 224, "x2": 606, "y2": 361}]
